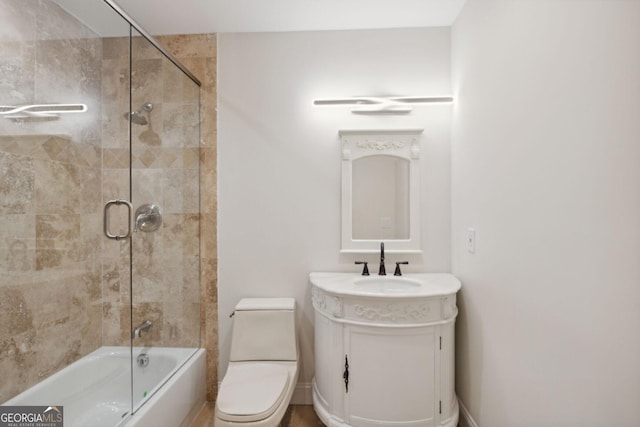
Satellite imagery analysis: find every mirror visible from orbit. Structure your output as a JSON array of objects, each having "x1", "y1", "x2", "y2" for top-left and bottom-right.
[
  {"x1": 352, "y1": 155, "x2": 410, "y2": 240},
  {"x1": 340, "y1": 129, "x2": 423, "y2": 253}
]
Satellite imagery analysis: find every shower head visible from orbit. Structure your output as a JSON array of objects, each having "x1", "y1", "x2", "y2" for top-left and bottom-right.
[
  {"x1": 123, "y1": 102, "x2": 153, "y2": 125},
  {"x1": 125, "y1": 111, "x2": 147, "y2": 125}
]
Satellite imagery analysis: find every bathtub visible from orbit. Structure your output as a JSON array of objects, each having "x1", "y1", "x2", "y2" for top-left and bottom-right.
[{"x1": 3, "y1": 346, "x2": 206, "y2": 427}]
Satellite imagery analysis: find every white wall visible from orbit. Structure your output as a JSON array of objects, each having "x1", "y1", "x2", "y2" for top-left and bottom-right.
[
  {"x1": 452, "y1": 1, "x2": 640, "y2": 426},
  {"x1": 217, "y1": 28, "x2": 452, "y2": 394}
]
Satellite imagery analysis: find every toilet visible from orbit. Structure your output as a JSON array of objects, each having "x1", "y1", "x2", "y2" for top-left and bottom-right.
[{"x1": 214, "y1": 298, "x2": 299, "y2": 427}]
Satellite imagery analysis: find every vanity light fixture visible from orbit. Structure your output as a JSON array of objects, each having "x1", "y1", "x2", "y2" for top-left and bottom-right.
[{"x1": 313, "y1": 96, "x2": 453, "y2": 114}]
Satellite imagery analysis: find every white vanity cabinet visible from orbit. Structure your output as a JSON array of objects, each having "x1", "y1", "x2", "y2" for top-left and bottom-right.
[{"x1": 310, "y1": 273, "x2": 460, "y2": 427}]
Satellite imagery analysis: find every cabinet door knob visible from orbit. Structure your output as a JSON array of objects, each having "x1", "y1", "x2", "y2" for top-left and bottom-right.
[{"x1": 343, "y1": 355, "x2": 349, "y2": 393}]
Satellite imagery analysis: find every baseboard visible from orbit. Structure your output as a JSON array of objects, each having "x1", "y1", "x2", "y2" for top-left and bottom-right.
[
  {"x1": 458, "y1": 398, "x2": 479, "y2": 427},
  {"x1": 291, "y1": 382, "x2": 313, "y2": 405}
]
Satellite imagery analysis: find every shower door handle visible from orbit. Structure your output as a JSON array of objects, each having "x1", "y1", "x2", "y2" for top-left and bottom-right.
[{"x1": 104, "y1": 199, "x2": 133, "y2": 240}]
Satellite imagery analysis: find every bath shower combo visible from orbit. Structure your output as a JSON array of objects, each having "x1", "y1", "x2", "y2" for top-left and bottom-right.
[{"x1": 0, "y1": 0, "x2": 204, "y2": 426}]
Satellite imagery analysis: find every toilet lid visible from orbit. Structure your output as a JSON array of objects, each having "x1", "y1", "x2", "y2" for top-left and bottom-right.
[{"x1": 217, "y1": 364, "x2": 290, "y2": 423}]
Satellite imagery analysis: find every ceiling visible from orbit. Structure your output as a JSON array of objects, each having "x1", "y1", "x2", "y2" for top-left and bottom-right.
[{"x1": 70, "y1": 0, "x2": 467, "y2": 36}]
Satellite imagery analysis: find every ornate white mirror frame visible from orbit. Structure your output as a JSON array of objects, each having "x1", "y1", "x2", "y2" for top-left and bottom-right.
[{"x1": 340, "y1": 129, "x2": 423, "y2": 253}]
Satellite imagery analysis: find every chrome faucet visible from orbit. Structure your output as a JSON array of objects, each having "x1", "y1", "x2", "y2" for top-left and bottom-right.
[
  {"x1": 133, "y1": 320, "x2": 153, "y2": 339},
  {"x1": 378, "y1": 242, "x2": 386, "y2": 275}
]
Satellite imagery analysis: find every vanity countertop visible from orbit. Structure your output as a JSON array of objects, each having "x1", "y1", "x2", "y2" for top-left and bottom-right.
[{"x1": 309, "y1": 272, "x2": 461, "y2": 299}]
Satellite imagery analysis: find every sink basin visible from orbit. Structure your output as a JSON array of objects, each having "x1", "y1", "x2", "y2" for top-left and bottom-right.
[
  {"x1": 309, "y1": 272, "x2": 461, "y2": 298},
  {"x1": 354, "y1": 277, "x2": 422, "y2": 292}
]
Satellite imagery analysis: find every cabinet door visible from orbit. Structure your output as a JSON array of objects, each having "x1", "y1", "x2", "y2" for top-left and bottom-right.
[{"x1": 345, "y1": 325, "x2": 437, "y2": 427}]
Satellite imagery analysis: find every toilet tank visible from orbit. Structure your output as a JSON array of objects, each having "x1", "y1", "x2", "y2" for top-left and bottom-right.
[{"x1": 230, "y1": 298, "x2": 298, "y2": 362}]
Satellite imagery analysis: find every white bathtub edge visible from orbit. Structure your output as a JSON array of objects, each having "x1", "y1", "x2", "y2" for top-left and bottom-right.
[{"x1": 126, "y1": 348, "x2": 206, "y2": 427}]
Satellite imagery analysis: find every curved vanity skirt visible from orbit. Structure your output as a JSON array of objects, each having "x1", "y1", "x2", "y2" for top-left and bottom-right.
[{"x1": 310, "y1": 272, "x2": 461, "y2": 427}]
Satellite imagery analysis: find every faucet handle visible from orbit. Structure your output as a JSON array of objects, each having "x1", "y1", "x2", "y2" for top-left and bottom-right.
[
  {"x1": 394, "y1": 261, "x2": 409, "y2": 276},
  {"x1": 355, "y1": 261, "x2": 370, "y2": 276}
]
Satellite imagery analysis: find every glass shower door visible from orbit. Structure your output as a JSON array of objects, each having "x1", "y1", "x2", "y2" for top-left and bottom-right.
[
  {"x1": 0, "y1": 0, "x2": 135, "y2": 425},
  {"x1": 0, "y1": 1, "x2": 200, "y2": 422},
  {"x1": 100, "y1": 16, "x2": 135, "y2": 424},
  {"x1": 129, "y1": 30, "x2": 201, "y2": 413}
]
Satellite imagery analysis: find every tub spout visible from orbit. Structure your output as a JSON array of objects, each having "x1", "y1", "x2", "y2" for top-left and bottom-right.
[{"x1": 133, "y1": 320, "x2": 153, "y2": 339}]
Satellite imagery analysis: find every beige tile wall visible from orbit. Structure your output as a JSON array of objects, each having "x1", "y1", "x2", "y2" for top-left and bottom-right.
[{"x1": 157, "y1": 33, "x2": 218, "y2": 401}]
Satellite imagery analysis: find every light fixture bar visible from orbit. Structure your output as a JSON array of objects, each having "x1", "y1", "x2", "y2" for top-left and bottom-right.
[
  {"x1": 313, "y1": 96, "x2": 453, "y2": 114},
  {"x1": 313, "y1": 96, "x2": 453, "y2": 105},
  {"x1": 0, "y1": 103, "x2": 88, "y2": 119}
]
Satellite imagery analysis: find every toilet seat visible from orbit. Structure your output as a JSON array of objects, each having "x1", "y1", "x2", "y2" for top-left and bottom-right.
[{"x1": 216, "y1": 363, "x2": 290, "y2": 423}]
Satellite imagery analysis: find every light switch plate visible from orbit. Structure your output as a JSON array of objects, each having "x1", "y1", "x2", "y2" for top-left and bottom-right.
[{"x1": 467, "y1": 228, "x2": 476, "y2": 253}]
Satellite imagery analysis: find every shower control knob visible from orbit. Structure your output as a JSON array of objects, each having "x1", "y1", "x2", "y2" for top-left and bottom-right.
[{"x1": 135, "y1": 204, "x2": 162, "y2": 232}]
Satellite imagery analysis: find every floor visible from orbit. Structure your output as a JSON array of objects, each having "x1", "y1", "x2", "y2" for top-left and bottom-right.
[
  {"x1": 189, "y1": 403, "x2": 325, "y2": 427},
  {"x1": 190, "y1": 402, "x2": 462, "y2": 427}
]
